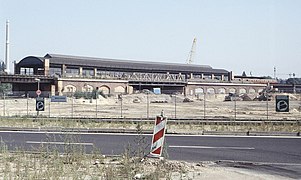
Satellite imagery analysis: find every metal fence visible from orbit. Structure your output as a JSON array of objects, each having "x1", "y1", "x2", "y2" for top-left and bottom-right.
[{"x1": 0, "y1": 91, "x2": 300, "y2": 121}]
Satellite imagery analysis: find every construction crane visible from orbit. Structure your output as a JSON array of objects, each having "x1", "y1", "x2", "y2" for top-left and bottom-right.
[{"x1": 187, "y1": 37, "x2": 197, "y2": 64}]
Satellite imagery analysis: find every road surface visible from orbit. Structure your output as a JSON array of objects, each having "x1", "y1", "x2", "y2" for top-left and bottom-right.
[{"x1": 0, "y1": 131, "x2": 301, "y2": 178}]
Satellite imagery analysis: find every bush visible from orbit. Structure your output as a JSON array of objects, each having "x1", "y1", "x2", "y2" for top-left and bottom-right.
[{"x1": 73, "y1": 90, "x2": 105, "y2": 99}]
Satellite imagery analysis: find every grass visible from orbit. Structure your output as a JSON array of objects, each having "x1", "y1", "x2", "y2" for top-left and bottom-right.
[
  {"x1": 0, "y1": 116, "x2": 300, "y2": 134},
  {"x1": 0, "y1": 126, "x2": 196, "y2": 179}
]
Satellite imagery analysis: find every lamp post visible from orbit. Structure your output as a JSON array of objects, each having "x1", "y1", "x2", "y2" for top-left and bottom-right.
[
  {"x1": 174, "y1": 93, "x2": 177, "y2": 119},
  {"x1": 35, "y1": 78, "x2": 41, "y2": 116},
  {"x1": 203, "y1": 92, "x2": 206, "y2": 120},
  {"x1": 293, "y1": 73, "x2": 296, "y2": 94},
  {"x1": 146, "y1": 91, "x2": 149, "y2": 119},
  {"x1": 35, "y1": 78, "x2": 40, "y2": 97},
  {"x1": 119, "y1": 94, "x2": 123, "y2": 118}
]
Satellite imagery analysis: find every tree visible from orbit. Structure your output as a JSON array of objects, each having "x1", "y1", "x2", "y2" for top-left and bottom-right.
[
  {"x1": 0, "y1": 62, "x2": 5, "y2": 72},
  {"x1": 242, "y1": 71, "x2": 247, "y2": 77},
  {"x1": 0, "y1": 83, "x2": 12, "y2": 94}
]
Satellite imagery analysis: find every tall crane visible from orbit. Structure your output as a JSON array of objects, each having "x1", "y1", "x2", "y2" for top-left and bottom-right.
[{"x1": 187, "y1": 37, "x2": 197, "y2": 64}]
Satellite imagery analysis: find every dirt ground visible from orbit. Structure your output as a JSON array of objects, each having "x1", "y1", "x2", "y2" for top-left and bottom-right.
[
  {"x1": 1, "y1": 93, "x2": 301, "y2": 120},
  {"x1": 0, "y1": 93, "x2": 300, "y2": 179},
  {"x1": 0, "y1": 152, "x2": 292, "y2": 180}
]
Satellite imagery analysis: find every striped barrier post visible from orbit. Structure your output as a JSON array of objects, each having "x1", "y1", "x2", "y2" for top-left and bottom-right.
[{"x1": 149, "y1": 112, "x2": 167, "y2": 157}]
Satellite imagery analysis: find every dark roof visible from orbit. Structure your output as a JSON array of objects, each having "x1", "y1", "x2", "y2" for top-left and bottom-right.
[
  {"x1": 17, "y1": 56, "x2": 44, "y2": 67},
  {"x1": 44, "y1": 54, "x2": 229, "y2": 74}
]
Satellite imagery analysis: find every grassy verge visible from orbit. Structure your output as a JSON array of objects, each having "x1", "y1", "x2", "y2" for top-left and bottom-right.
[
  {"x1": 0, "y1": 130, "x2": 196, "y2": 179},
  {"x1": 0, "y1": 117, "x2": 300, "y2": 134}
]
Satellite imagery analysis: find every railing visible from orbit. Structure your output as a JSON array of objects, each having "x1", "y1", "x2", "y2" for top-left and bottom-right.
[{"x1": 61, "y1": 72, "x2": 187, "y2": 83}]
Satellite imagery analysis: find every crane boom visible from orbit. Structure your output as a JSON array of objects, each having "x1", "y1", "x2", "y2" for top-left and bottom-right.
[{"x1": 187, "y1": 37, "x2": 197, "y2": 64}]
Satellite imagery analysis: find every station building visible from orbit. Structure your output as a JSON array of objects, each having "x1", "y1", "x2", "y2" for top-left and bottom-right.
[{"x1": 12, "y1": 53, "x2": 268, "y2": 96}]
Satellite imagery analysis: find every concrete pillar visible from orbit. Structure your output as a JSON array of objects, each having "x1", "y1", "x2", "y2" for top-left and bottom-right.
[
  {"x1": 94, "y1": 68, "x2": 97, "y2": 77},
  {"x1": 57, "y1": 80, "x2": 63, "y2": 95},
  {"x1": 44, "y1": 58, "x2": 50, "y2": 76},
  {"x1": 212, "y1": 74, "x2": 215, "y2": 80},
  {"x1": 62, "y1": 64, "x2": 66, "y2": 77},
  {"x1": 51, "y1": 85, "x2": 56, "y2": 96},
  {"x1": 221, "y1": 74, "x2": 224, "y2": 81},
  {"x1": 190, "y1": 73, "x2": 193, "y2": 79},
  {"x1": 79, "y1": 67, "x2": 83, "y2": 77}
]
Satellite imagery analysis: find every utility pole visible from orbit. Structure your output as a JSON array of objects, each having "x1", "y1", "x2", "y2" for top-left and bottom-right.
[{"x1": 5, "y1": 20, "x2": 10, "y2": 74}]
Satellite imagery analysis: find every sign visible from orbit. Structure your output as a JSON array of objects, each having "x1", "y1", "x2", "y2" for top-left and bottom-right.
[
  {"x1": 36, "y1": 90, "x2": 41, "y2": 96},
  {"x1": 51, "y1": 96, "x2": 67, "y2": 102},
  {"x1": 150, "y1": 114, "x2": 167, "y2": 157},
  {"x1": 276, "y1": 95, "x2": 289, "y2": 112},
  {"x1": 36, "y1": 97, "x2": 45, "y2": 111}
]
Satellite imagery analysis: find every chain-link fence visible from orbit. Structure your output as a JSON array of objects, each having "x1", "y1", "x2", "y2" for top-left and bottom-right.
[{"x1": 0, "y1": 91, "x2": 300, "y2": 121}]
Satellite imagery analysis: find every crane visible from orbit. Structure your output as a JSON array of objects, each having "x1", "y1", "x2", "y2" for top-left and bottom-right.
[{"x1": 187, "y1": 37, "x2": 197, "y2": 64}]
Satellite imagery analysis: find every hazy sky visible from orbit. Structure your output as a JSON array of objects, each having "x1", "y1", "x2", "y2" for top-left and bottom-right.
[{"x1": 0, "y1": 0, "x2": 300, "y2": 78}]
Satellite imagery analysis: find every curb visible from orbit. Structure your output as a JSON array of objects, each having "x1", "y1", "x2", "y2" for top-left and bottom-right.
[{"x1": 0, "y1": 127, "x2": 299, "y2": 136}]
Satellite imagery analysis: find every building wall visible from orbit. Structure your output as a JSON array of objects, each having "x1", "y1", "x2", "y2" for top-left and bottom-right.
[
  {"x1": 57, "y1": 78, "x2": 129, "y2": 95},
  {"x1": 186, "y1": 82, "x2": 266, "y2": 95}
]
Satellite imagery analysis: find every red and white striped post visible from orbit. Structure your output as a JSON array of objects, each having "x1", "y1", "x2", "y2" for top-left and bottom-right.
[{"x1": 149, "y1": 111, "x2": 167, "y2": 157}]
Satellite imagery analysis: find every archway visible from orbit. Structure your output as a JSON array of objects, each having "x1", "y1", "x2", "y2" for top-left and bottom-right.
[
  {"x1": 99, "y1": 85, "x2": 110, "y2": 95},
  {"x1": 207, "y1": 87, "x2": 215, "y2": 94},
  {"x1": 195, "y1": 88, "x2": 204, "y2": 94},
  {"x1": 114, "y1": 86, "x2": 125, "y2": 93},
  {"x1": 217, "y1": 88, "x2": 226, "y2": 94},
  {"x1": 64, "y1": 85, "x2": 76, "y2": 93},
  {"x1": 239, "y1": 88, "x2": 247, "y2": 94},
  {"x1": 82, "y1": 84, "x2": 93, "y2": 92},
  {"x1": 249, "y1": 88, "x2": 256, "y2": 94},
  {"x1": 229, "y1": 88, "x2": 236, "y2": 94}
]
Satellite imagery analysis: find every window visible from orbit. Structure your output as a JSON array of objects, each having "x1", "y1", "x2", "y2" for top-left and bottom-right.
[
  {"x1": 49, "y1": 67, "x2": 62, "y2": 76},
  {"x1": 20, "y1": 68, "x2": 33, "y2": 75},
  {"x1": 82, "y1": 69, "x2": 94, "y2": 77},
  {"x1": 66, "y1": 68, "x2": 79, "y2": 76}
]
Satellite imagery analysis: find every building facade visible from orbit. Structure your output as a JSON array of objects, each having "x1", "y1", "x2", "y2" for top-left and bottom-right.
[{"x1": 13, "y1": 53, "x2": 268, "y2": 96}]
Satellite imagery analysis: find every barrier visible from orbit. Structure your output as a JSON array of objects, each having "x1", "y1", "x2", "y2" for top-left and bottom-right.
[{"x1": 150, "y1": 113, "x2": 167, "y2": 157}]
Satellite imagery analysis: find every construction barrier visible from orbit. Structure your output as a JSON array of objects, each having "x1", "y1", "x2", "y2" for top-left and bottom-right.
[{"x1": 150, "y1": 114, "x2": 167, "y2": 157}]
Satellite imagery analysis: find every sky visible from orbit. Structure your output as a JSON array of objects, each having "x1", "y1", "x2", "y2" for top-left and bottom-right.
[{"x1": 0, "y1": 0, "x2": 300, "y2": 78}]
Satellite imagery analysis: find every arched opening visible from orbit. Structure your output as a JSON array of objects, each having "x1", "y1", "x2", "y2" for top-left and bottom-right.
[
  {"x1": 218, "y1": 88, "x2": 226, "y2": 94},
  {"x1": 229, "y1": 88, "x2": 236, "y2": 93},
  {"x1": 64, "y1": 85, "x2": 76, "y2": 93},
  {"x1": 258, "y1": 88, "x2": 264, "y2": 93},
  {"x1": 82, "y1": 84, "x2": 93, "y2": 92},
  {"x1": 114, "y1": 86, "x2": 125, "y2": 93},
  {"x1": 99, "y1": 85, "x2": 110, "y2": 95},
  {"x1": 207, "y1": 87, "x2": 215, "y2": 94},
  {"x1": 239, "y1": 88, "x2": 247, "y2": 94},
  {"x1": 249, "y1": 88, "x2": 256, "y2": 94},
  {"x1": 195, "y1": 88, "x2": 204, "y2": 94}
]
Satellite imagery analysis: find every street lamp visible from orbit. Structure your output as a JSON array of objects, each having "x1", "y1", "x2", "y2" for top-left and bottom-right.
[
  {"x1": 146, "y1": 90, "x2": 150, "y2": 119},
  {"x1": 174, "y1": 92, "x2": 178, "y2": 119},
  {"x1": 119, "y1": 94, "x2": 123, "y2": 118},
  {"x1": 35, "y1": 78, "x2": 40, "y2": 97}
]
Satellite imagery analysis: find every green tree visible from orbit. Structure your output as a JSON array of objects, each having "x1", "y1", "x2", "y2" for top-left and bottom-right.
[{"x1": 0, "y1": 83, "x2": 12, "y2": 94}]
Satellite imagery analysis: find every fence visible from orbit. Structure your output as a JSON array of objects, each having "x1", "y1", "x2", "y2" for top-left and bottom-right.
[{"x1": 0, "y1": 91, "x2": 300, "y2": 121}]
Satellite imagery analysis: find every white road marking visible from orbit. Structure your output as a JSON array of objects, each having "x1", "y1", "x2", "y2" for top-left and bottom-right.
[
  {"x1": 26, "y1": 141, "x2": 94, "y2": 146},
  {"x1": 0, "y1": 131, "x2": 300, "y2": 138},
  {"x1": 167, "y1": 134, "x2": 301, "y2": 139},
  {"x1": 219, "y1": 160, "x2": 301, "y2": 166},
  {"x1": 169, "y1": 145, "x2": 255, "y2": 150}
]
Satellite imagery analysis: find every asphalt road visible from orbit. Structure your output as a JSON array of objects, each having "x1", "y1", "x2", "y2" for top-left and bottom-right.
[{"x1": 0, "y1": 131, "x2": 301, "y2": 178}]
